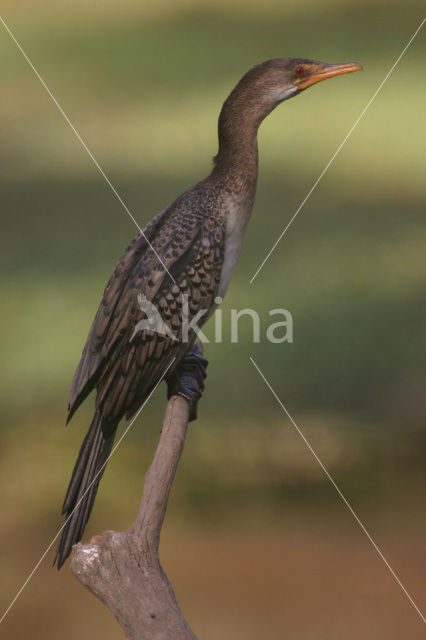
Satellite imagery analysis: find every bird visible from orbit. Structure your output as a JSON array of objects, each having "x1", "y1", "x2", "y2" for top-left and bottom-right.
[{"x1": 55, "y1": 57, "x2": 361, "y2": 568}]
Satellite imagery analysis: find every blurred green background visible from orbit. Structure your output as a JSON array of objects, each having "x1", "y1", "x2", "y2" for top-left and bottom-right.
[{"x1": 0, "y1": 1, "x2": 425, "y2": 638}]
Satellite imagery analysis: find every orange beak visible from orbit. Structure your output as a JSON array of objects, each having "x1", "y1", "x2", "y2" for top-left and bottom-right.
[{"x1": 295, "y1": 62, "x2": 362, "y2": 90}]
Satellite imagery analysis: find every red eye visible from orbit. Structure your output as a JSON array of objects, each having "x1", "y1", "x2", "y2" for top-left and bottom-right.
[{"x1": 295, "y1": 66, "x2": 304, "y2": 76}]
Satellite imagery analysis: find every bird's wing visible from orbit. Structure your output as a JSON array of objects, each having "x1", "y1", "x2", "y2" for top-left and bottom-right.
[
  {"x1": 67, "y1": 208, "x2": 168, "y2": 420},
  {"x1": 68, "y1": 203, "x2": 224, "y2": 422}
]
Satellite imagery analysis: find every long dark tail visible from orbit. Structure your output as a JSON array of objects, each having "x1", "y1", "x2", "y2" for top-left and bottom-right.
[{"x1": 55, "y1": 410, "x2": 116, "y2": 569}]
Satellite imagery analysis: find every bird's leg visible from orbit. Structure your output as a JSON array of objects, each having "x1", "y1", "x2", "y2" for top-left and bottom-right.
[{"x1": 166, "y1": 342, "x2": 208, "y2": 421}]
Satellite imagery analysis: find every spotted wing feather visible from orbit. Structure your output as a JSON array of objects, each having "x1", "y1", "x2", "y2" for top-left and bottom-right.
[{"x1": 68, "y1": 199, "x2": 225, "y2": 423}]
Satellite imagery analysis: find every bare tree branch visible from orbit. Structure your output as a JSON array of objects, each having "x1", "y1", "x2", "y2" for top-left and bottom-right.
[{"x1": 70, "y1": 344, "x2": 207, "y2": 639}]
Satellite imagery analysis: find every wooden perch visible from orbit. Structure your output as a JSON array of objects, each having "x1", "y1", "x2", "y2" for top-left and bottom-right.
[{"x1": 70, "y1": 344, "x2": 207, "y2": 639}]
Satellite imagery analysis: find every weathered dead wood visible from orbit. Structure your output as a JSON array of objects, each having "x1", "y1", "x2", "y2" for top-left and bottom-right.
[{"x1": 70, "y1": 346, "x2": 207, "y2": 639}]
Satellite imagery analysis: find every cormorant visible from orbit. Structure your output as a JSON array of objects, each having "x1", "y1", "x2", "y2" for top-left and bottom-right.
[{"x1": 56, "y1": 57, "x2": 361, "y2": 568}]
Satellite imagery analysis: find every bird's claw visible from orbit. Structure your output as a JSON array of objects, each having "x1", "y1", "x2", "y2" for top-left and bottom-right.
[{"x1": 166, "y1": 342, "x2": 208, "y2": 421}]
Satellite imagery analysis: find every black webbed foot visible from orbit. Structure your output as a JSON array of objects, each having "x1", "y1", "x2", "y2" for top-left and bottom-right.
[{"x1": 166, "y1": 342, "x2": 208, "y2": 421}]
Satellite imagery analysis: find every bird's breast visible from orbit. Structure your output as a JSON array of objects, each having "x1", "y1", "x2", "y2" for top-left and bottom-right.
[{"x1": 217, "y1": 197, "x2": 252, "y2": 298}]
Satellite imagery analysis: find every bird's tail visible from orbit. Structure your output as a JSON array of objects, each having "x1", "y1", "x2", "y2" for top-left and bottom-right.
[{"x1": 55, "y1": 410, "x2": 116, "y2": 569}]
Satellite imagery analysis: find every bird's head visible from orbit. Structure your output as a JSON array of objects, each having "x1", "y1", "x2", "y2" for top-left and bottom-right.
[
  {"x1": 216, "y1": 56, "x2": 362, "y2": 164},
  {"x1": 229, "y1": 57, "x2": 362, "y2": 117}
]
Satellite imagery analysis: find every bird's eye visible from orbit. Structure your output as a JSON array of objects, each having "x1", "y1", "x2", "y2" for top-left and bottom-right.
[{"x1": 295, "y1": 66, "x2": 304, "y2": 76}]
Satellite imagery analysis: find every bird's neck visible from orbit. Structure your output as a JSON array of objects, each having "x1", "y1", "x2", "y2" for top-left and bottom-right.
[{"x1": 210, "y1": 93, "x2": 268, "y2": 212}]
